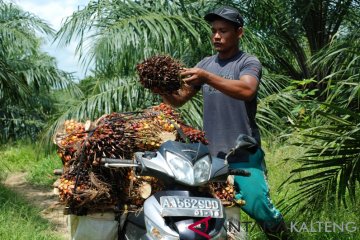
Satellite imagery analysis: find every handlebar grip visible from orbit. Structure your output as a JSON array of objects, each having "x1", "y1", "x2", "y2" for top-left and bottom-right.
[
  {"x1": 101, "y1": 158, "x2": 134, "y2": 164},
  {"x1": 229, "y1": 169, "x2": 251, "y2": 177},
  {"x1": 101, "y1": 158, "x2": 140, "y2": 168},
  {"x1": 53, "y1": 169, "x2": 63, "y2": 175}
]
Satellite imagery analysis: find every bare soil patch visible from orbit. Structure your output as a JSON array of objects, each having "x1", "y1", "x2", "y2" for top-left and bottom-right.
[{"x1": 3, "y1": 172, "x2": 68, "y2": 240}]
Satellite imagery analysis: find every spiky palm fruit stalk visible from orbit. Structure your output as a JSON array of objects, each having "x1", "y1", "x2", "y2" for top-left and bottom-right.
[
  {"x1": 136, "y1": 55, "x2": 183, "y2": 94},
  {"x1": 84, "y1": 115, "x2": 133, "y2": 165}
]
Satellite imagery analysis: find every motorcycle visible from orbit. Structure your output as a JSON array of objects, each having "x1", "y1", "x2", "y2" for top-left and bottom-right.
[{"x1": 101, "y1": 134, "x2": 258, "y2": 240}]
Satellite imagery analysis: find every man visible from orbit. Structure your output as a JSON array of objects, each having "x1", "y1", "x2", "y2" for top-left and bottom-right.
[{"x1": 158, "y1": 6, "x2": 289, "y2": 240}]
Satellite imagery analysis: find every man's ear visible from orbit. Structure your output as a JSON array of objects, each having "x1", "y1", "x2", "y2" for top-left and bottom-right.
[{"x1": 237, "y1": 27, "x2": 244, "y2": 39}]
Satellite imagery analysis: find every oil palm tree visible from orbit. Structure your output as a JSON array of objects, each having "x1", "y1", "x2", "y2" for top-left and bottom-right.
[
  {"x1": 0, "y1": 1, "x2": 81, "y2": 142},
  {"x1": 281, "y1": 27, "x2": 360, "y2": 215}
]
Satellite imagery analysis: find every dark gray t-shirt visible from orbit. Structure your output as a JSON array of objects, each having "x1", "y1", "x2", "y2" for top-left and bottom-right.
[{"x1": 196, "y1": 51, "x2": 262, "y2": 157}]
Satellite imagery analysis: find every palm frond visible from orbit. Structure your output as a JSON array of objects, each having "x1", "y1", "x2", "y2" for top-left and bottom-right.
[
  {"x1": 0, "y1": 2, "x2": 54, "y2": 55},
  {"x1": 56, "y1": 0, "x2": 210, "y2": 71},
  {"x1": 312, "y1": 30, "x2": 360, "y2": 109},
  {"x1": 280, "y1": 103, "x2": 360, "y2": 216},
  {"x1": 256, "y1": 73, "x2": 298, "y2": 138}
]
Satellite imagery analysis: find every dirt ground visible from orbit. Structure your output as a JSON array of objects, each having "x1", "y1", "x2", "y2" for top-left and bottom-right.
[{"x1": 3, "y1": 172, "x2": 69, "y2": 240}]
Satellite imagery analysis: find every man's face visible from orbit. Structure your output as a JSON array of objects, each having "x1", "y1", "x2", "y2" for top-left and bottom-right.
[{"x1": 210, "y1": 19, "x2": 243, "y2": 53}]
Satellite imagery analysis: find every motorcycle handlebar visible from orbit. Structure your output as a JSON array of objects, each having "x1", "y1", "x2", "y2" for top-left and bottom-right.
[
  {"x1": 101, "y1": 158, "x2": 134, "y2": 164},
  {"x1": 100, "y1": 156, "x2": 250, "y2": 177},
  {"x1": 101, "y1": 158, "x2": 139, "y2": 168}
]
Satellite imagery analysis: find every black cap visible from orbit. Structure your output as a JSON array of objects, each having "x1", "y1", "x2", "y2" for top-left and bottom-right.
[{"x1": 204, "y1": 6, "x2": 244, "y2": 27}]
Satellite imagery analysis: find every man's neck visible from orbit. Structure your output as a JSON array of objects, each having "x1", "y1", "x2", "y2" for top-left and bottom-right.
[{"x1": 218, "y1": 48, "x2": 240, "y2": 60}]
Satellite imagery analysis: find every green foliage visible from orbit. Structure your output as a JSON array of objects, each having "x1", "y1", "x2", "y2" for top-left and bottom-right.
[
  {"x1": 237, "y1": 0, "x2": 359, "y2": 82},
  {"x1": 56, "y1": 0, "x2": 212, "y2": 74},
  {"x1": 280, "y1": 103, "x2": 360, "y2": 215},
  {"x1": 312, "y1": 30, "x2": 360, "y2": 108},
  {"x1": 0, "y1": 1, "x2": 82, "y2": 142},
  {"x1": 257, "y1": 73, "x2": 298, "y2": 138}
]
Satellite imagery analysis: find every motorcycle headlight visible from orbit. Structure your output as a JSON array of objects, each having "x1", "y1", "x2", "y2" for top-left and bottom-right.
[
  {"x1": 166, "y1": 152, "x2": 211, "y2": 185},
  {"x1": 166, "y1": 152, "x2": 194, "y2": 185},
  {"x1": 194, "y1": 155, "x2": 211, "y2": 184}
]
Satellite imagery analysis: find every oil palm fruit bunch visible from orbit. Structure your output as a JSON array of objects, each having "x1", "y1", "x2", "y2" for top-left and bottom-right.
[
  {"x1": 64, "y1": 119, "x2": 85, "y2": 133},
  {"x1": 55, "y1": 120, "x2": 87, "y2": 165},
  {"x1": 208, "y1": 182, "x2": 235, "y2": 207},
  {"x1": 150, "y1": 103, "x2": 208, "y2": 144},
  {"x1": 58, "y1": 172, "x2": 89, "y2": 205},
  {"x1": 130, "y1": 118, "x2": 163, "y2": 151},
  {"x1": 84, "y1": 116, "x2": 134, "y2": 165},
  {"x1": 54, "y1": 105, "x2": 209, "y2": 212},
  {"x1": 58, "y1": 169, "x2": 118, "y2": 211},
  {"x1": 150, "y1": 103, "x2": 181, "y2": 121},
  {"x1": 136, "y1": 55, "x2": 183, "y2": 94},
  {"x1": 177, "y1": 124, "x2": 208, "y2": 145}
]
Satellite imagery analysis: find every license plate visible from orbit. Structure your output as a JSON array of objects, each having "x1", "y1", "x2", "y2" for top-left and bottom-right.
[{"x1": 160, "y1": 196, "x2": 223, "y2": 218}]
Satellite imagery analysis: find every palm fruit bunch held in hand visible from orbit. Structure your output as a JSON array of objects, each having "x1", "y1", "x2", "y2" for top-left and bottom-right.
[{"x1": 136, "y1": 55, "x2": 183, "y2": 94}]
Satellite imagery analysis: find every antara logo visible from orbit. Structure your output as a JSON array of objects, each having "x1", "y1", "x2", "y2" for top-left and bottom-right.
[{"x1": 188, "y1": 216, "x2": 212, "y2": 239}]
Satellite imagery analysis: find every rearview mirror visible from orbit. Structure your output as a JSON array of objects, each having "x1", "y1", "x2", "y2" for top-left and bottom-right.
[{"x1": 233, "y1": 134, "x2": 258, "y2": 153}]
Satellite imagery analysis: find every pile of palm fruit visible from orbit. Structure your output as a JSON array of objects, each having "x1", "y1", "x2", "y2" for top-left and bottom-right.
[{"x1": 54, "y1": 103, "x2": 212, "y2": 214}]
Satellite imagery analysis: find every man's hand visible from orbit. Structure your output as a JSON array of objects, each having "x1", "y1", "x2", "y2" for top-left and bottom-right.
[
  {"x1": 180, "y1": 68, "x2": 207, "y2": 87},
  {"x1": 181, "y1": 67, "x2": 259, "y2": 101}
]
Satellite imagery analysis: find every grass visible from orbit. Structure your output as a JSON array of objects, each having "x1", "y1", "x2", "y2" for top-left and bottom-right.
[
  {"x1": 0, "y1": 140, "x2": 38, "y2": 173},
  {"x1": 0, "y1": 140, "x2": 64, "y2": 239},
  {"x1": 0, "y1": 184, "x2": 62, "y2": 240},
  {"x1": 27, "y1": 154, "x2": 63, "y2": 188},
  {"x1": 0, "y1": 140, "x2": 62, "y2": 187}
]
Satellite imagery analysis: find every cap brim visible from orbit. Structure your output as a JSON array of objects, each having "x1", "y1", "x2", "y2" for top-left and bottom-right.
[
  {"x1": 204, "y1": 13, "x2": 241, "y2": 26},
  {"x1": 204, "y1": 13, "x2": 220, "y2": 22}
]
